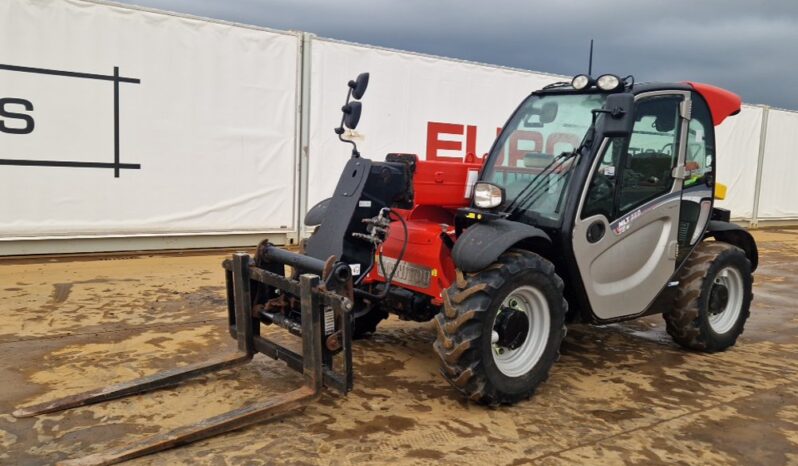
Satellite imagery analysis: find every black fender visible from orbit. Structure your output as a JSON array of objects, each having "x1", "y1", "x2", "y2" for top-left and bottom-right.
[
  {"x1": 452, "y1": 219, "x2": 551, "y2": 273},
  {"x1": 304, "y1": 197, "x2": 331, "y2": 226},
  {"x1": 706, "y1": 220, "x2": 759, "y2": 271}
]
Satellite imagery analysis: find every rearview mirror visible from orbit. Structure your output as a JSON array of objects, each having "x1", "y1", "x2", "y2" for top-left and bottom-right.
[
  {"x1": 540, "y1": 101, "x2": 558, "y2": 124},
  {"x1": 597, "y1": 93, "x2": 634, "y2": 137},
  {"x1": 349, "y1": 73, "x2": 370, "y2": 100},
  {"x1": 342, "y1": 101, "x2": 362, "y2": 130}
]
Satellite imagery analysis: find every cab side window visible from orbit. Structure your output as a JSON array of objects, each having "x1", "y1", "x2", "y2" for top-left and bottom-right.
[
  {"x1": 684, "y1": 96, "x2": 714, "y2": 188},
  {"x1": 618, "y1": 95, "x2": 682, "y2": 215},
  {"x1": 582, "y1": 95, "x2": 683, "y2": 220},
  {"x1": 582, "y1": 138, "x2": 624, "y2": 219}
]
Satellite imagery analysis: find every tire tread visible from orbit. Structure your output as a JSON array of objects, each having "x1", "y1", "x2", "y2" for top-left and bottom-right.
[
  {"x1": 664, "y1": 241, "x2": 753, "y2": 352},
  {"x1": 433, "y1": 249, "x2": 567, "y2": 405}
]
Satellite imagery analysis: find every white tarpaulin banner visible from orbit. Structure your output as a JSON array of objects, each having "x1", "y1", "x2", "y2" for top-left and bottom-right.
[
  {"x1": 2, "y1": 0, "x2": 798, "y2": 254},
  {"x1": 757, "y1": 108, "x2": 798, "y2": 219},
  {"x1": 714, "y1": 105, "x2": 762, "y2": 220},
  {"x1": 0, "y1": 0, "x2": 299, "y2": 239},
  {"x1": 307, "y1": 38, "x2": 562, "y2": 209}
]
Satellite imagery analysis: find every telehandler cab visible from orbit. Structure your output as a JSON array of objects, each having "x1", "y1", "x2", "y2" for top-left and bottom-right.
[{"x1": 16, "y1": 72, "x2": 758, "y2": 465}]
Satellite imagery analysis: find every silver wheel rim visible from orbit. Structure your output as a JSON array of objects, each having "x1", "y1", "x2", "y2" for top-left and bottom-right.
[
  {"x1": 492, "y1": 285, "x2": 551, "y2": 377},
  {"x1": 708, "y1": 266, "x2": 744, "y2": 334}
]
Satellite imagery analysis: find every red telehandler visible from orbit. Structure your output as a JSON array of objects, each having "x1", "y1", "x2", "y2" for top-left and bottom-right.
[{"x1": 16, "y1": 72, "x2": 757, "y2": 465}]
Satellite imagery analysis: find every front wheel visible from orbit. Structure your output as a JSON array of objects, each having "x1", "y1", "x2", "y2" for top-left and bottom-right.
[
  {"x1": 352, "y1": 306, "x2": 388, "y2": 339},
  {"x1": 433, "y1": 250, "x2": 567, "y2": 405}
]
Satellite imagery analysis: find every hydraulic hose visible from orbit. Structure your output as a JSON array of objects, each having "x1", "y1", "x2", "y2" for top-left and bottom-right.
[{"x1": 355, "y1": 209, "x2": 409, "y2": 301}]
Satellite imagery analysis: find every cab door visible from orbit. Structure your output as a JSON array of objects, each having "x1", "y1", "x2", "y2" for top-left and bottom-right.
[{"x1": 572, "y1": 91, "x2": 690, "y2": 320}]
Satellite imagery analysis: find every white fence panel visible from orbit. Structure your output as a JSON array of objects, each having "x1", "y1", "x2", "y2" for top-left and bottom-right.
[
  {"x1": 714, "y1": 105, "x2": 763, "y2": 220},
  {"x1": 3, "y1": 0, "x2": 798, "y2": 256},
  {"x1": 757, "y1": 109, "x2": 798, "y2": 220},
  {"x1": 0, "y1": 0, "x2": 299, "y2": 240},
  {"x1": 307, "y1": 38, "x2": 562, "y2": 208}
]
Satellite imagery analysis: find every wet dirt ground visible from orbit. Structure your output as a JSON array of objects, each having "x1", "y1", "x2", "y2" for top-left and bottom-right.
[{"x1": 1, "y1": 230, "x2": 797, "y2": 465}]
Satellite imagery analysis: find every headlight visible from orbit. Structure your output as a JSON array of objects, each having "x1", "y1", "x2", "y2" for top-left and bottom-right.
[
  {"x1": 596, "y1": 74, "x2": 621, "y2": 91},
  {"x1": 473, "y1": 182, "x2": 504, "y2": 209},
  {"x1": 571, "y1": 74, "x2": 590, "y2": 90}
]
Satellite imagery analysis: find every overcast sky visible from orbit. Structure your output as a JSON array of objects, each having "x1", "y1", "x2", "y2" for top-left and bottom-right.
[{"x1": 116, "y1": 0, "x2": 798, "y2": 110}]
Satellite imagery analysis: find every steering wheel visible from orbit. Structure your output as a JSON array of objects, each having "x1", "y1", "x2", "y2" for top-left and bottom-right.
[{"x1": 587, "y1": 172, "x2": 614, "y2": 205}]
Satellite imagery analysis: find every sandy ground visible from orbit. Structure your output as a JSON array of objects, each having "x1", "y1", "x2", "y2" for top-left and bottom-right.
[{"x1": 1, "y1": 230, "x2": 797, "y2": 465}]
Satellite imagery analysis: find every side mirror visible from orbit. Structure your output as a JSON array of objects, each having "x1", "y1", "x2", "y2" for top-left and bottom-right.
[
  {"x1": 349, "y1": 72, "x2": 370, "y2": 100},
  {"x1": 342, "y1": 101, "x2": 362, "y2": 130},
  {"x1": 596, "y1": 93, "x2": 634, "y2": 137},
  {"x1": 337, "y1": 72, "x2": 369, "y2": 158}
]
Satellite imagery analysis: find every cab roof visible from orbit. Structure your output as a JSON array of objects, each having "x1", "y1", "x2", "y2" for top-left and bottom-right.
[
  {"x1": 630, "y1": 81, "x2": 741, "y2": 125},
  {"x1": 537, "y1": 80, "x2": 742, "y2": 126},
  {"x1": 685, "y1": 82, "x2": 742, "y2": 126}
]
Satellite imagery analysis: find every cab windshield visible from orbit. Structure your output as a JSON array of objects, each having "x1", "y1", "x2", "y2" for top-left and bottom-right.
[{"x1": 483, "y1": 92, "x2": 607, "y2": 223}]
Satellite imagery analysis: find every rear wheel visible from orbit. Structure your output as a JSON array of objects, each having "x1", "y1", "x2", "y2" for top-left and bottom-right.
[
  {"x1": 433, "y1": 250, "x2": 566, "y2": 405},
  {"x1": 664, "y1": 241, "x2": 753, "y2": 352}
]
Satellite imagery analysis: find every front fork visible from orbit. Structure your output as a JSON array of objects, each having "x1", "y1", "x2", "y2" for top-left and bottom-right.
[
  {"x1": 14, "y1": 248, "x2": 355, "y2": 466},
  {"x1": 224, "y1": 242, "x2": 355, "y2": 394}
]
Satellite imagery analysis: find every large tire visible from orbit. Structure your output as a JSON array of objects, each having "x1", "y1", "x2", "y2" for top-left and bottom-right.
[
  {"x1": 352, "y1": 307, "x2": 388, "y2": 339},
  {"x1": 433, "y1": 249, "x2": 567, "y2": 406},
  {"x1": 664, "y1": 241, "x2": 753, "y2": 352}
]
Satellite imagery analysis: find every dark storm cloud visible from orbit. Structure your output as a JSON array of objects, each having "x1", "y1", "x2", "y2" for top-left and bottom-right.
[{"x1": 116, "y1": 0, "x2": 798, "y2": 109}]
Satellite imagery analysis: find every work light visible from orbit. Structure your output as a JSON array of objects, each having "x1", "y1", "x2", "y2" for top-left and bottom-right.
[
  {"x1": 596, "y1": 74, "x2": 621, "y2": 91},
  {"x1": 473, "y1": 182, "x2": 504, "y2": 209},
  {"x1": 571, "y1": 74, "x2": 590, "y2": 90}
]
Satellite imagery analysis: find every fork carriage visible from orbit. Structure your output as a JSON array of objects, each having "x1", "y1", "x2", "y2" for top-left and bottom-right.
[{"x1": 14, "y1": 249, "x2": 354, "y2": 466}]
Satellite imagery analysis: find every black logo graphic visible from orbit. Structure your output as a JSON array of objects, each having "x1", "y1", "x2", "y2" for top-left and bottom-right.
[
  {"x1": 0, "y1": 64, "x2": 141, "y2": 178},
  {"x1": 0, "y1": 97, "x2": 35, "y2": 134}
]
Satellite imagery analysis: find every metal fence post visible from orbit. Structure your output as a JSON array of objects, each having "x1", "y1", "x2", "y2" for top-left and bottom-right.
[
  {"x1": 750, "y1": 105, "x2": 770, "y2": 228},
  {"x1": 296, "y1": 32, "x2": 314, "y2": 240}
]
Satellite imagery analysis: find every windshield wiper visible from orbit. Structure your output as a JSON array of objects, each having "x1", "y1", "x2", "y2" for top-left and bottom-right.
[
  {"x1": 502, "y1": 116, "x2": 601, "y2": 220},
  {"x1": 513, "y1": 155, "x2": 578, "y2": 218},
  {"x1": 502, "y1": 150, "x2": 578, "y2": 218}
]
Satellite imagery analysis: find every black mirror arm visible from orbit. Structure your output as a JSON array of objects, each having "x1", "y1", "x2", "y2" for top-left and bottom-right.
[
  {"x1": 333, "y1": 124, "x2": 358, "y2": 157},
  {"x1": 336, "y1": 128, "x2": 360, "y2": 158},
  {"x1": 592, "y1": 107, "x2": 627, "y2": 119},
  {"x1": 582, "y1": 109, "x2": 604, "y2": 148},
  {"x1": 583, "y1": 106, "x2": 624, "y2": 148}
]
